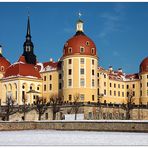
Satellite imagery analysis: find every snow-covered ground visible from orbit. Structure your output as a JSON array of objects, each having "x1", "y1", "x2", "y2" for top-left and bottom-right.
[{"x1": 0, "y1": 130, "x2": 147, "y2": 145}]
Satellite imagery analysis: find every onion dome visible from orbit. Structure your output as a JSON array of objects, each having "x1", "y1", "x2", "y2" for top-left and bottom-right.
[
  {"x1": 4, "y1": 55, "x2": 41, "y2": 79},
  {"x1": 62, "y1": 19, "x2": 97, "y2": 58},
  {"x1": 0, "y1": 45, "x2": 11, "y2": 72},
  {"x1": 140, "y1": 56, "x2": 148, "y2": 73}
]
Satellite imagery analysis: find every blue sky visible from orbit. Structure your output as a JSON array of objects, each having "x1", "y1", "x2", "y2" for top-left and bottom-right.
[{"x1": 0, "y1": 2, "x2": 147, "y2": 74}]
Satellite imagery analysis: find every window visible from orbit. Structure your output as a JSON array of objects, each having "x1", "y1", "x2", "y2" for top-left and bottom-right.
[
  {"x1": 140, "y1": 90, "x2": 142, "y2": 96},
  {"x1": 30, "y1": 86, "x2": 32, "y2": 90},
  {"x1": 127, "y1": 85, "x2": 129, "y2": 89},
  {"x1": 92, "y1": 79, "x2": 95, "y2": 87},
  {"x1": 44, "y1": 85, "x2": 46, "y2": 91},
  {"x1": 86, "y1": 41, "x2": 90, "y2": 46},
  {"x1": 80, "y1": 46, "x2": 85, "y2": 53},
  {"x1": 49, "y1": 75, "x2": 52, "y2": 80},
  {"x1": 92, "y1": 59, "x2": 94, "y2": 65},
  {"x1": 59, "y1": 74, "x2": 62, "y2": 79},
  {"x1": 98, "y1": 89, "x2": 100, "y2": 95},
  {"x1": 59, "y1": 83, "x2": 62, "y2": 89},
  {"x1": 44, "y1": 76, "x2": 46, "y2": 81},
  {"x1": 133, "y1": 91, "x2": 135, "y2": 96},
  {"x1": 92, "y1": 95, "x2": 95, "y2": 101},
  {"x1": 69, "y1": 95, "x2": 72, "y2": 101},
  {"x1": 110, "y1": 90, "x2": 112, "y2": 96},
  {"x1": 92, "y1": 69, "x2": 94, "y2": 75},
  {"x1": 68, "y1": 47, "x2": 72, "y2": 53},
  {"x1": 147, "y1": 82, "x2": 148, "y2": 87},
  {"x1": 80, "y1": 58, "x2": 84, "y2": 64},
  {"x1": 104, "y1": 89, "x2": 106, "y2": 95},
  {"x1": 80, "y1": 68, "x2": 84, "y2": 75},
  {"x1": 91, "y1": 48, "x2": 95, "y2": 54},
  {"x1": 122, "y1": 85, "x2": 124, "y2": 89},
  {"x1": 104, "y1": 82, "x2": 106, "y2": 87},
  {"x1": 98, "y1": 79, "x2": 99, "y2": 87},
  {"x1": 80, "y1": 78, "x2": 85, "y2": 87},
  {"x1": 133, "y1": 84, "x2": 135, "y2": 89},
  {"x1": 140, "y1": 83, "x2": 142, "y2": 88},
  {"x1": 68, "y1": 79, "x2": 72, "y2": 86},
  {"x1": 80, "y1": 94, "x2": 85, "y2": 101},
  {"x1": 37, "y1": 87, "x2": 39, "y2": 90},
  {"x1": 110, "y1": 83, "x2": 112, "y2": 87},
  {"x1": 118, "y1": 91, "x2": 120, "y2": 97},
  {"x1": 68, "y1": 69, "x2": 72, "y2": 75},
  {"x1": 114, "y1": 91, "x2": 116, "y2": 96},
  {"x1": 104, "y1": 74, "x2": 106, "y2": 78},
  {"x1": 114, "y1": 83, "x2": 116, "y2": 88},
  {"x1": 1, "y1": 66, "x2": 4, "y2": 71},
  {"x1": 22, "y1": 85, "x2": 25, "y2": 89},
  {"x1": 97, "y1": 73, "x2": 99, "y2": 77},
  {"x1": 122, "y1": 92, "x2": 124, "y2": 97},
  {"x1": 118, "y1": 84, "x2": 120, "y2": 88},
  {"x1": 127, "y1": 92, "x2": 129, "y2": 97},
  {"x1": 49, "y1": 84, "x2": 52, "y2": 90},
  {"x1": 68, "y1": 59, "x2": 72, "y2": 64}
]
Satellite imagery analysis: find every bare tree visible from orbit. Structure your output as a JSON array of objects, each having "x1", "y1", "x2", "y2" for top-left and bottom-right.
[
  {"x1": 49, "y1": 94, "x2": 62, "y2": 120},
  {"x1": 72, "y1": 93, "x2": 81, "y2": 120},
  {"x1": 22, "y1": 94, "x2": 28, "y2": 121},
  {"x1": 35, "y1": 96, "x2": 47, "y2": 120},
  {"x1": 122, "y1": 89, "x2": 135, "y2": 120},
  {"x1": 5, "y1": 96, "x2": 15, "y2": 121}
]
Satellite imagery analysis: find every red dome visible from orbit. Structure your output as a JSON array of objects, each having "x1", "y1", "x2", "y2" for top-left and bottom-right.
[
  {"x1": 4, "y1": 56, "x2": 41, "y2": 79},
  {"x1": 62, "y1": 32, "x2": 97, "y2": 57},
  {"x1": 140, "y1": 57, "x2": 148, "y2": 73},
  {"x1": 0, "y1": 56, "x2": 11, "y2": 72}
]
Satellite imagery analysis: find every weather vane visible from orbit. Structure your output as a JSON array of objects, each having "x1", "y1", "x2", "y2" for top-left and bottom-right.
[{"x1": 78, "y1": 12, "x2": 82, "y2": 19}]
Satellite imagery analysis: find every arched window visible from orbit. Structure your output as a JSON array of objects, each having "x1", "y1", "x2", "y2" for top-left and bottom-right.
[
  {"x1": 80, "y1": 46, "x2": 85, "y2": 53},
  {"x1": 68, "y1": 47, "x2": 72, "y2": 53},
  {"x1": 91, "y1": 48, "x2": 95, "y2": 54}
]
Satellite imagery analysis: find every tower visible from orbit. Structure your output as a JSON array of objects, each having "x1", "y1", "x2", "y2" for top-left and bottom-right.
[
  {"x1": 61, "y1": 17, "x2": 98, "y2": 102},
  {"x1": 22, "y1": 15, "x2": 37, "y2": 65}
]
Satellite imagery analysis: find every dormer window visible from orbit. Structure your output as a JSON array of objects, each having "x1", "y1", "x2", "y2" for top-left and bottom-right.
[
  {"x1": 80, "y1": 46, "x2": 85, "y2": 53},
  {"x1": 68, "y1": 47, "x2": 72, "y2": 53},
  {"x1": 91, "y1": 48, "x2": 95, "y2": 54},
  {"x1": 1, "y1": 66, "x2": 4, "y2": 71},
  {"x1": 86, "y1": 41, "x2": 90, "y2": 46}
]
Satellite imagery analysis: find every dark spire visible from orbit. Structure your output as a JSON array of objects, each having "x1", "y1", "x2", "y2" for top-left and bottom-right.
[
  {"x1": 26, "y1": 15, "x2": 31, "y2": 38},
  {"x1": 22, "y1": 14, "x2": 37, "y2": 65}
]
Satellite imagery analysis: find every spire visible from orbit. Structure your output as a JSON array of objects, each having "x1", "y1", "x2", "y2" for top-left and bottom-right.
[
  {"x1": 76, "y1": 12, "x2": 84, "y2": 33},
  {"x1": 26, "y1": 14, "x2": 31, "y2": 39},
  {"x1": 22, "y1": 13, "x2": 37, "y2": 65}
]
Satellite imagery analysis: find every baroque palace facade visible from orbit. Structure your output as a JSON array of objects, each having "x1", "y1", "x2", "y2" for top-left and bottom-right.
[{"x1": 0, "y1": 16, "x2": 147, "y2": 106}]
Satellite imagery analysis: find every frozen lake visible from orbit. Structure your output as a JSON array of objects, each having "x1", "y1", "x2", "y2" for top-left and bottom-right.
[{"x1": 0, "y1": 130, "x2": 147, "y2": 145}]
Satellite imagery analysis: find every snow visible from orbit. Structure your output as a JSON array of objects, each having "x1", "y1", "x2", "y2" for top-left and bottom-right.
[
  {"x1": 64, "y1": 114, "x2": 84, "y2": 120},
  {"x1": 0, "y1": 130, "x2": 147, "y2": 145}
]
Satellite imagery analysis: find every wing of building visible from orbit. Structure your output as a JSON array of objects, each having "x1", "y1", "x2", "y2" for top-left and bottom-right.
[{"x1": 0, "y1": 16, "x2": 147, "y2": 106}]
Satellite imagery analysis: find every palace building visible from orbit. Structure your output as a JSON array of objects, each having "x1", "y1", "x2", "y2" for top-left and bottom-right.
[{"x1": 0, "y1": 16, "x2": 147, "y2": 106}]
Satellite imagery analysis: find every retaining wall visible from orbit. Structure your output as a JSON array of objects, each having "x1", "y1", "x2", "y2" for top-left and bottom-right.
[{"x1": 0, "y1": 120, "x2": 148, "y2": 132}]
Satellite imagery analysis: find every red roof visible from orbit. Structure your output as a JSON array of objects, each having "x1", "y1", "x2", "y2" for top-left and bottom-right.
[
  {"x1": 140, "y1": 57, "x2": 148, "y2": 73},
  {"x1": 4, "y1": 56, "x2": 41, "y2": 79},
  {"x1": 0, "y1": 57, "x2": 11, "y2": 72},
  {"x1": 62, "y1": 33, "x2": 97, "y2": 58},
  {"x1": 36, "y1": 60, "x2": 62, "y2": 72}
]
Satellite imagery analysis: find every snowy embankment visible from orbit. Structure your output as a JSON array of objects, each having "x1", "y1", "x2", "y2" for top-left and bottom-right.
[{"x1": 0, "y1": 130, "x2": 148, "y2": 145}]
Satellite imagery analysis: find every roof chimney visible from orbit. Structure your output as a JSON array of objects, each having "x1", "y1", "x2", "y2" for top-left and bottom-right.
[
  {"x1": 109, "y1": 66, "x2": 113, "y2": 71},
  {"x1": 50, "y1": 58, "x2": 53, "y2": 62},
  {"x1": 118, "y1": 68, "x2": 122, "y2": 73}
]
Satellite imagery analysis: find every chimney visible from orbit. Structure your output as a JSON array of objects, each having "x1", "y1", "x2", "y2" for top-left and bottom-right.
[
  {"x1": 50, "y1": 58, "x2": 53, "y2": 62},
  {"x1": 109, "y1": 66, "x2": 113, "y2": 71},
  {"x1": 118, "y1": 68, "x2": 122, "y2": 73}
]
